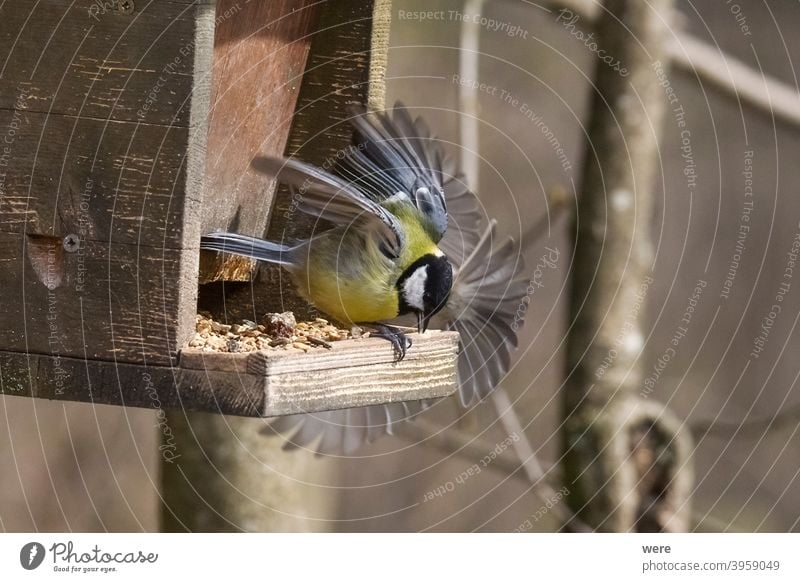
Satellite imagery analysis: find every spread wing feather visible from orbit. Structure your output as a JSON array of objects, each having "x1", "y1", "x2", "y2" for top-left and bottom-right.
[
  {"x1": 337, "y1": 104, "x2": 449, "y2": 241},
  {"x1": 252, "y1": 156, "x2": 404, "y2": 258},
  {"x1": 438, "y1": 171, "x2": 485, "y2": 265},
  {"x1": 262, "y1": 402, "x2": 429, "y2": 456}
]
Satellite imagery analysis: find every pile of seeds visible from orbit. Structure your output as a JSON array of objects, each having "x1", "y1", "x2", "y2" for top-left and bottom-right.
[{"x1": 189, "y1": 312, "x2": 355, "y2": 353}]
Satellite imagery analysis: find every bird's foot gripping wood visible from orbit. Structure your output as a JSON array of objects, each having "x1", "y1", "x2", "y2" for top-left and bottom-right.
[{"x1": 370, "y1": 324, "x2": 413, "y2": 362}]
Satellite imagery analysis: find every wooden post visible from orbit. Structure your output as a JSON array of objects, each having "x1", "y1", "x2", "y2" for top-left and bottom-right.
[
  {"x1": 562, "y1": 0, "x2": 693, "y2": 532},
  {"x1": 161, "y1": 0, "x2": 392, "y2": 532},
  {"x1": 198, "y1": 0, "x2": 319, "y2": 283},
  {"x1": 161, "y1": 411, "x2": 335, "y2": 532}
]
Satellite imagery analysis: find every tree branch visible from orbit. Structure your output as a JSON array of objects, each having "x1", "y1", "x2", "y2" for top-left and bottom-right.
[
  {"x1": 691, "y1": 402, "x2": 800, "y2": 440},
  {"x1": 539, "y1": 0, "x2": 800, "y2": 126},
  {"x1": 562, "y1": 0, "x2": 694, "y2": 532}
]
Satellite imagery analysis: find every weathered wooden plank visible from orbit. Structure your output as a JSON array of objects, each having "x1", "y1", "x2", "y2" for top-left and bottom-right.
[
  {"x1": 0, "y1": 0, "x2": 213, "y2": 125},
  {"x1": 181, "y1": 331, "x2": 460, "y2": 416},
  {"x1": 179, "y1": 349, "x2": 249, "y2": 373},
  {"x1": 0, "y1": 232, "x2": 196, "y2": 364},
  {"x1": 0, "y1": 109, "x2": 203, "y2": 248},
  {"x1": 174, "y1": 369, "x2": 264, "y2": 415},
  {"x1": 199, "y1": 0, "x2": 319, "y2": 283},
  {"x1": 0, "y1": 350, "x2": 259, "y2": 416},
  {"x1": 0, "y1": 331, "x2": 459, "y2": 417},
  {"x1": 0, "y1": 350, "x2": 37, "y2": 396},
  {"x1": 266, "y1": 0, "x2": 377, "y2": 243},
  {"x1": 260, "y1": 332, "x2": 460, "y2": 416},
  {"x1": 0, "y1": 350, "x2": 173, "y2": 405},
  {"x1": 245, "y1": 330, "x2": 458, "y2": 375},
  {"x1": 0, "y1": 3, "x2": 213, "y2": 364}
]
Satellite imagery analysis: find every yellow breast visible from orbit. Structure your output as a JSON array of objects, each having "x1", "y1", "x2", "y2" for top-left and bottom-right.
[{"x1": 291, "y1": 205, "x2": 440, "y2": 325}]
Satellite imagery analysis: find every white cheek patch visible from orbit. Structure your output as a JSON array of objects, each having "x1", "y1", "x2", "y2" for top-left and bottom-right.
[{"x1": 403, "y1": 265, "x2": 428, "y2": 311}]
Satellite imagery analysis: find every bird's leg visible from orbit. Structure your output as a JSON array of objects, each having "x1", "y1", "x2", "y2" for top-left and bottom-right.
[{"x1": 370, "y1": 324, "x2": 413, "y2": 362}]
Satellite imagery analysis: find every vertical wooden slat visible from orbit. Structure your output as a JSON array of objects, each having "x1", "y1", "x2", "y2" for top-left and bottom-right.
[
  {"x1": 0, "y1": 1, "x2": 215, "y2": 364},
  {"x1": 199, "y1": 0, "x2": 319, "y2": 283}
]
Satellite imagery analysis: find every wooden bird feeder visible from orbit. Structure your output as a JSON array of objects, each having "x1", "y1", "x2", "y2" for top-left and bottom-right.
[{"x1": 0, "y1": 0, "x2": 459, "y2": 416}]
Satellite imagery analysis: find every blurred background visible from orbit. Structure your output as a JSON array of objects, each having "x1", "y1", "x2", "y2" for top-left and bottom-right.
[{"x1": 2, "y1": 0, "x2": 799, "y2": 532}]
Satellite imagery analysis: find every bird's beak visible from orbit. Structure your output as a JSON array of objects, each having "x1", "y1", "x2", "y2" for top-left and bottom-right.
[{"x1": 417, "y1": 312, "x2": 431, "y2": 334}]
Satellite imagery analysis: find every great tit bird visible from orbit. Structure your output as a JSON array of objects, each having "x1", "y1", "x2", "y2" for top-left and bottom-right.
[
  {"x1": 202, "y1": 104, "x2": 529, "y2": 453},
  {"x1": 201, "y1": 105, "x2": 458, "y2": 359}
]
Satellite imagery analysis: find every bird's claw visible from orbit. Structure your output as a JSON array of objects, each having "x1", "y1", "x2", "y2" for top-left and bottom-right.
[{"x1": 372, "y1": 324, "x2": 412, "y2": 362}]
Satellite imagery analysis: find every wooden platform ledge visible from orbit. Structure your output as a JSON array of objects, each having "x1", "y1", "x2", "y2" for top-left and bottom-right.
[
  {"x1": 180, "y1": 330, "x2": 460, "y2": 417},
  {"x1": 0, "y1": 331, "x2": 460, "y2": 418}
]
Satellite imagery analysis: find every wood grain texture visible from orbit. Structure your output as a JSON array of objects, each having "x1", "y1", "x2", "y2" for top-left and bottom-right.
[
  {"x1": 245, "y1": 331, "x2": 456, "y2": 375},
  {"x1": 262, "y1": 332, "x2": 458, "y2": 416},
  {"x1": 182, "y1": 330, "x2": 459, "y2": 416},
  {"x1": 199, "y1": 0, "x2": 319, "y2": 283},
  {"x1": 0, "y1": 232, "x2": 195, "y2": 364},
  {"x1": 0, "y1": 331, "x2": 459, "y2": 417},
  {"x1": 268, "y1": 0, "x2": 376, "y2": 235},
  {"x1": 0, "y1": 0, "x2": 438, "y2": 429},
  {"x1": 0, "y1": 0, "x2": 213, "y2": 125},
  {"x1": 0, "y1": 109, "x2": 201, "y2": 247},
  {"x1": 0, "y1": 349, "x2": 173, "y2": 406},
  {"x1": 0, "y1": 2, "x2": 214, "y2": 363},
  {"x1": 368, "y1": 0, "x2": 392, "y2": 111},
  {"x1": 160, "y1": 0, "x2": 399, "y2": 534},
  {"x1": 0, "y1": 349, "x2": 260, "y2": 416}
]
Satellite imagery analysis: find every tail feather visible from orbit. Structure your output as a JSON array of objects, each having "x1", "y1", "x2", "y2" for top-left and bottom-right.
[{"x1": 200, "y1": 232, "x2": 298, "y2": 266}]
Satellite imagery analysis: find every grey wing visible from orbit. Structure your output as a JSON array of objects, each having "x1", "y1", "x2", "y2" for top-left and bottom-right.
[
  {"x1": 252, "y1": 156, "x2": 404, "y2": 259},
  {"x1": 337, "y1": 103, "x2": 449, "y2": 241},
  {"x1": 262, "y1": 401, "x2": 429, "y2": 456},
  {"x1": 437, "y1": 171, "x2": 486, "y2": 265},
  {"x1": 432, "y1": 219, "x2": 528, "y2": 405}
]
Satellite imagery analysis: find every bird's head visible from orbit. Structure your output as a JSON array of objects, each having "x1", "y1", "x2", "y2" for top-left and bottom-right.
[{"x1": 397, "y1": 252, "x2": 453, "y2": 333}]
